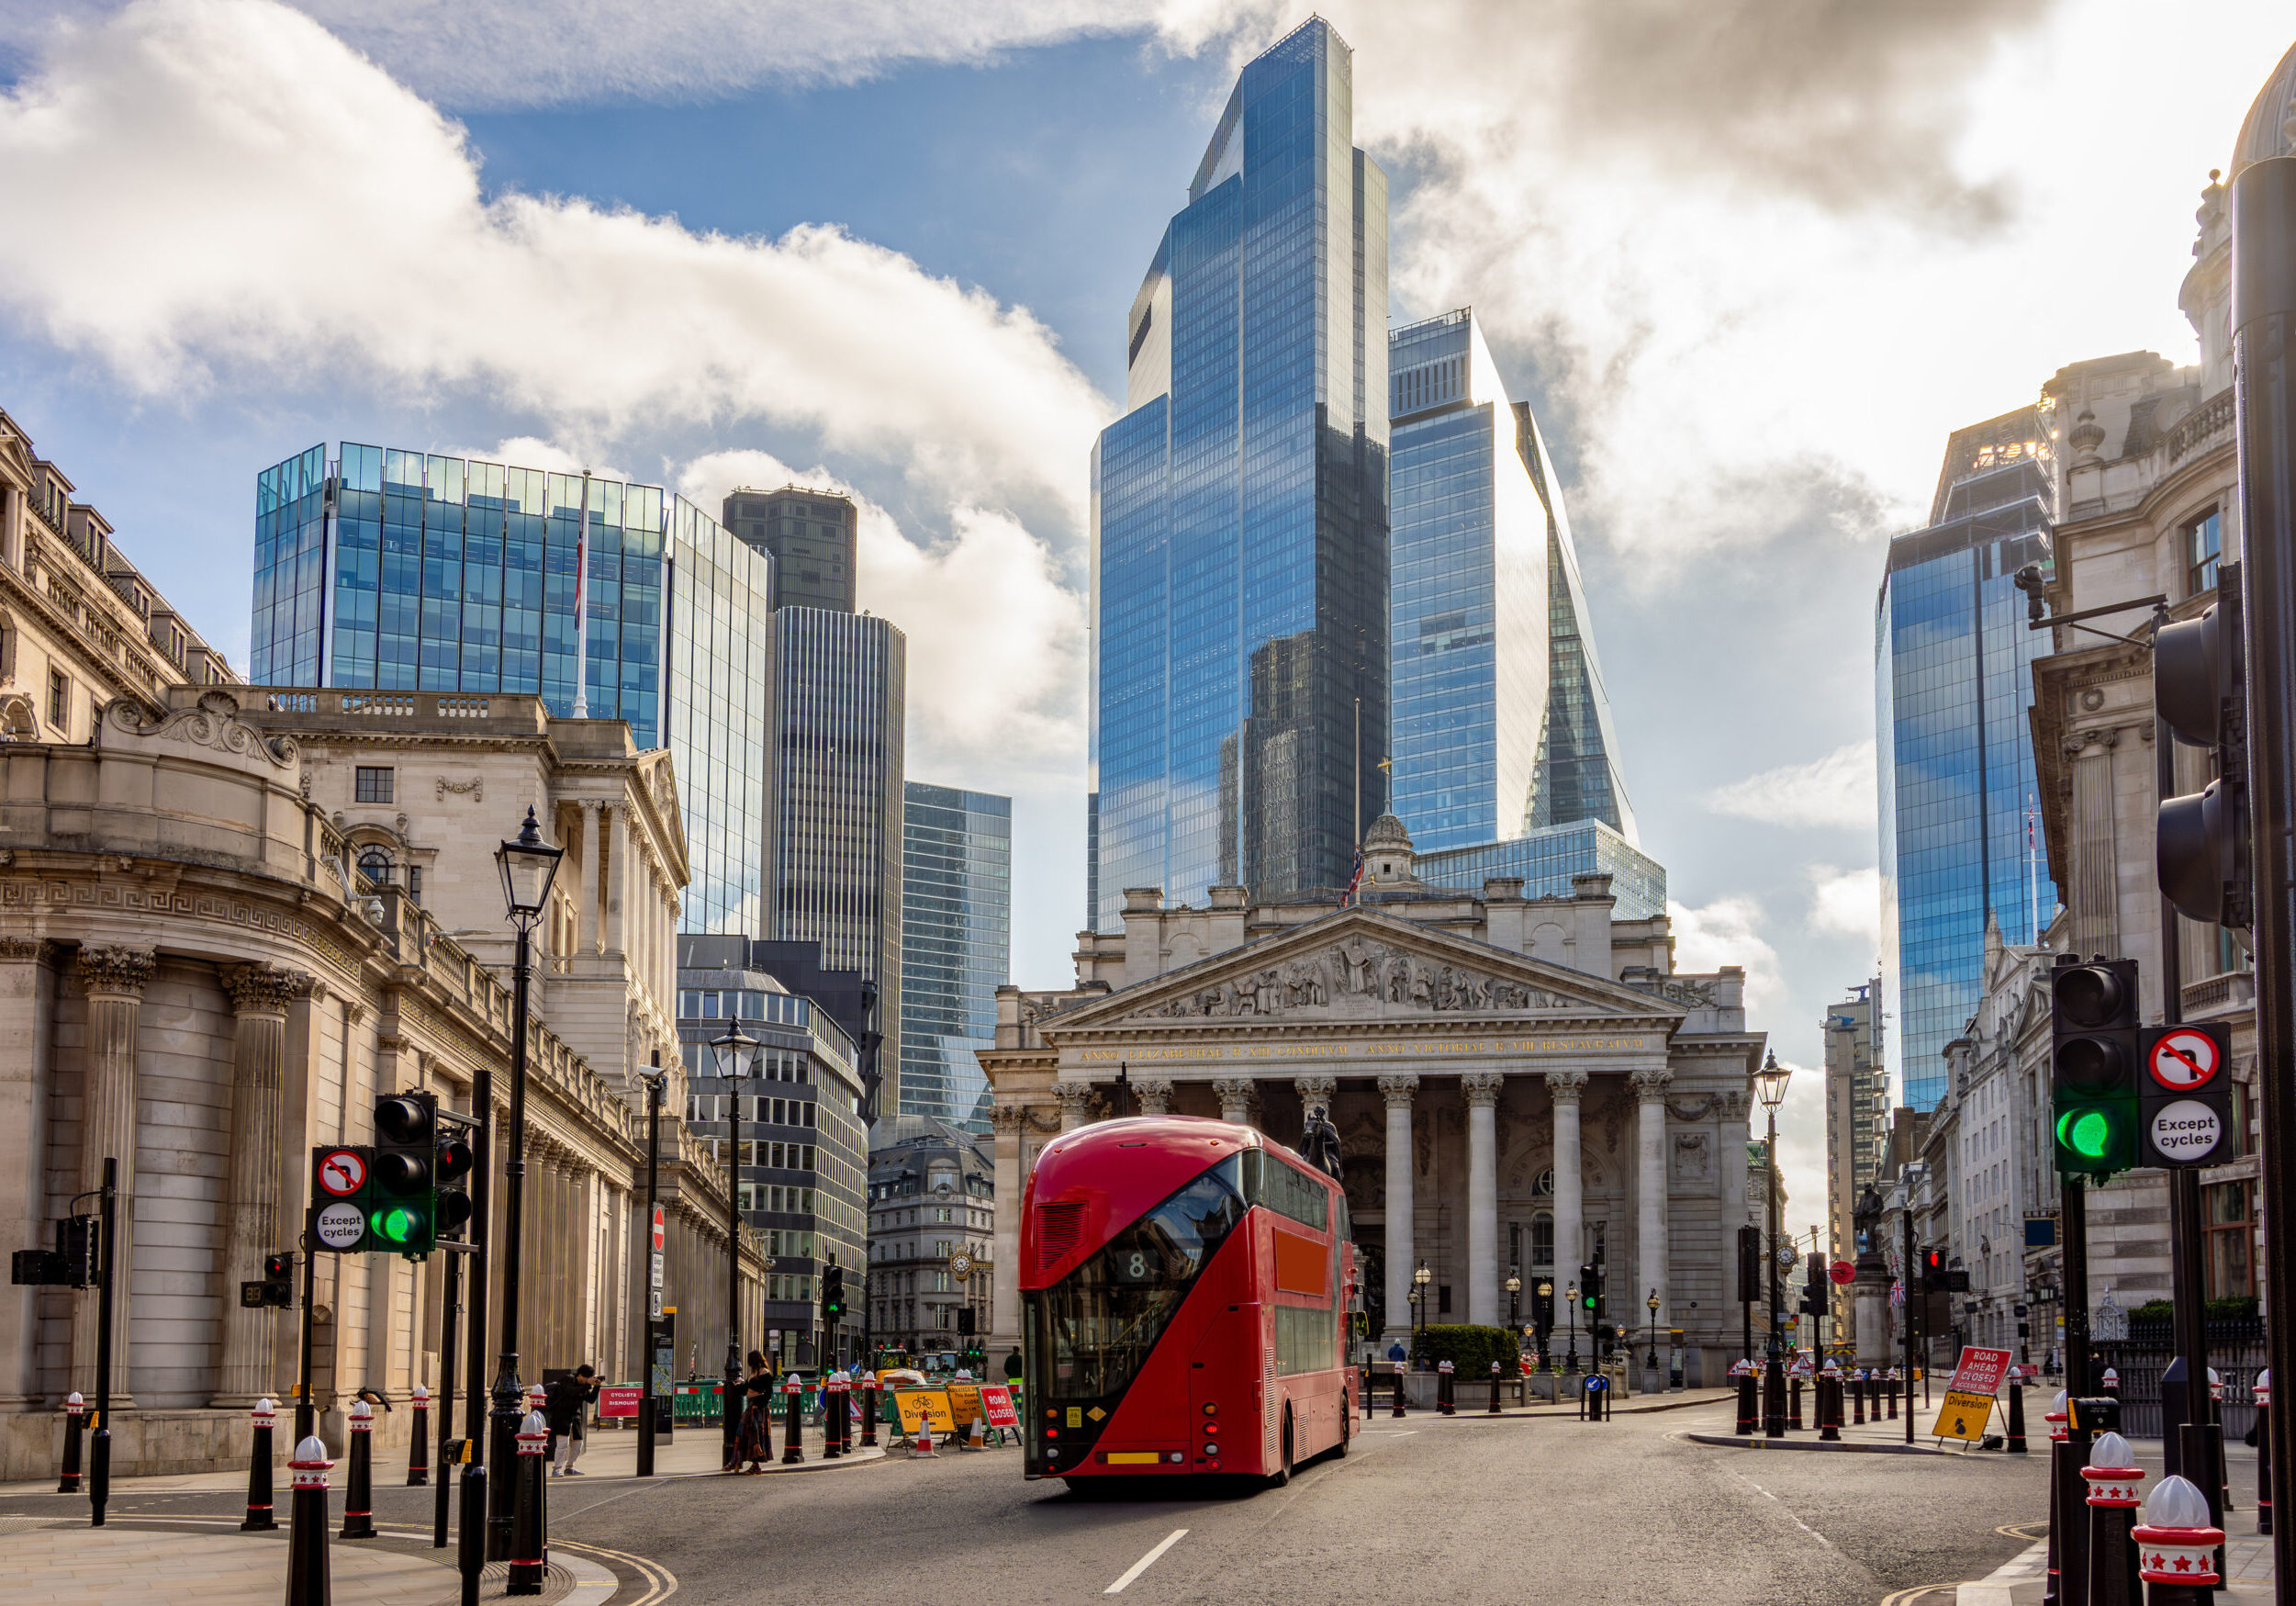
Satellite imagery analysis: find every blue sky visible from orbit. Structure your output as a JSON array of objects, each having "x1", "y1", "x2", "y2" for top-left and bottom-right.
[{"x1": 1, "y1": 0, "x2": 2290, "y2": 1217}]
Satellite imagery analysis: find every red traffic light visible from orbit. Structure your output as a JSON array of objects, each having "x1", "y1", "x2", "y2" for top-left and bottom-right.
[{"x1": 434, "y1": 1135, "x2": 475, "y2": 1185}]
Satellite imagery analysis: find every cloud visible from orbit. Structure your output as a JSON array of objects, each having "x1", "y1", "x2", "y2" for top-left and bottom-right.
[
  {"x1": 674, "y1": 449, "x2": 1086, "y2": 789},
  {"x1": 1667, "y1": 893, "x2": 1782, "y2": 1016},
  {"x1": 1807, "y1": 864, "x2": 1881, "y2": 949},
  {"x1": 1705, "y1": 739, "x2": 1877, "y2": 831},
  {"x1": 0, "y1": 0, "x2": 1109, "y2": 525}
]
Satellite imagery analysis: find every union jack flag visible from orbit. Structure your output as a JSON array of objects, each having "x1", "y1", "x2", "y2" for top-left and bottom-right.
[
  {"x1": 1341, "y1": 848, "x2": 1364, "y2": 907},
  {"x1": 1889, "y1": 1280, "x2": 1906, "y2": 1308}
]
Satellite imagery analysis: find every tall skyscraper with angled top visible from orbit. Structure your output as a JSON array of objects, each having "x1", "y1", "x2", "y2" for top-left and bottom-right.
[{"x1": 1088, "y1": 17, "x2": 1389, "y2": 932}]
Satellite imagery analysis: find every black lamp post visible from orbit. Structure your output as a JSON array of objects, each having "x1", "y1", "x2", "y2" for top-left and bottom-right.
[
  {"x1": 711, "y1": 1019, "x2": 762, "y2": 1466},
  {"x1": 1564, "y1": 1280, "x2": 1580, "y2": 1373},
  {"x1": 1756, "y1": 1051, "x2": 1791, "y2": 1439},
  {"x1": 1410, "y1": 1262, "x2": 1431, "y2": 1364},
  {"x1": 1535, "y1": 1278, "x2": 1554, "y2": 1371},
  {"x1": 487, "y1": 807, "x2": 562, "y2": 1560},
  {"x1": 1506, "y1": 1269, "x2": 1522, "y2": 1333}
]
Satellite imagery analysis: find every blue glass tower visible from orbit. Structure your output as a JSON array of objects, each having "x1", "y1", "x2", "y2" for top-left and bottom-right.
[
  {"x1": 1088, "y1": 18, "x2": 1389, "y2": 931},
  {"x1": 252, "y1": 443, "x2": 772, "y2": 936},
  {"x1": 899, "y1": 782, "x2": 1010, "y2": 1132},
  {"x1": 1876, "y1": 408, "x2": 2054, "y2": 1110}
]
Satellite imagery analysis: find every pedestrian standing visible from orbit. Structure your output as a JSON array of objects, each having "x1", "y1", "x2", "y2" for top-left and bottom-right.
[
  {"x1": 547, "y1": 1365, "x2": 599, "y2": 1477},
  {"x1": 727, "y1": 1352, "x2": 777, "y2": 1474},
  {"x1": 1002, "y1": 1347, "x2": 1024, "y2": 1384}
]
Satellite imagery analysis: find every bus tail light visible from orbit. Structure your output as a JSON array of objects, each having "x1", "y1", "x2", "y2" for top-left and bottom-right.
[
  {"x1": 1202, "y1": 1402, "x2": 1218, "y2": 1416},
  {"x1": 1203, "y1": 1421, "x2": 1218, "y2": 1435}
]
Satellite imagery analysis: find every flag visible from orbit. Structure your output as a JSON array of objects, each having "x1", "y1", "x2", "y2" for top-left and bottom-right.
[
  {"x1": 1889, "y1": 1280, "x2": 1905, "y2": 1308},
  {"x1": 1341, "y1": 848, "x2": 1364, "y2": 907}
]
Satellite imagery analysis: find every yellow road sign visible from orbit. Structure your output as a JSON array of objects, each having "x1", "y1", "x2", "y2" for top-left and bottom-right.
[
  {"x1": 894, "y1": 1389, "x2": 954, "y2": 1435},
  {"x1": 1932, "y1": 1389, "x2": 1996, "y2": 1443}
]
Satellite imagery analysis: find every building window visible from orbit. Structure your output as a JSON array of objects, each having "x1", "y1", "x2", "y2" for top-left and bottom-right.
[
  {"x1": 935, "y1": 1240, "x2": 950, "y2": 1258},
  {"x1": 357, "y1": 848, "x2": 396, "y2": 888},
  {"x1": 47, "y1": 669, "x2": 67, "y2": 730},
  {"x1": 354, "y1": 766, "x2": 395, "y2": 803},
  {"x1": 2204, "y1": 1180, "x2": 2253, "y2": 1299},
  {"x1": 935, "y1": 1207, "x2": 952, "y2": 1223},
  {"x1": 2186, "y1": 509, "x2": 2222, "y2": 597}
]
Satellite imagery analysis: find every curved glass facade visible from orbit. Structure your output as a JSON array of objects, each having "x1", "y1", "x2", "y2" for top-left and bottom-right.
[{"x1": 900, "y1": 781, "x2": 1010, "y2": 1132}]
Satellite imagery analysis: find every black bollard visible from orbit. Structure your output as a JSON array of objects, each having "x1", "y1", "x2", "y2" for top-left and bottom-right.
[
  {"x1": 1854, "y1": 1372, "x2": 1867, "y2": 1425},
  {"x1": 457, "y1": 1462, "x2": 487, "y2": 1606},
  {"x1": 1789, "y1": 1376, "x2": 1804, "y2": 1431},
  {"x1": 1887, "y1": 1369, "x2": 1899, "y2": 1420},
  {"x1": 2082, "y1": 1427, "x2": 2143, "y2": 1606},
  {"x1": 286, "y1": 1435, "x2": 333, "y2": 1606},
  {"x1": 1818, "y1": 1369, "x2": 1841, "y2": 1442},
  {"x1": 507, "y1": 1409, "x2": 548, "y2": 1596},
  {"x1": 340, "y1": 1398, "x2": 376, "y2": 1539},
  {"x1": 2133, "y1": 1473, "x2": 2223, "y2": 1606},
  {"x1": 408, "y1": 1385, "x2": 431, "y2": 1487},
  {"x1": 823, "y1": 1379, "x2": 845, "y2": 1459},
  {"x1": 861, "y1": 1378, "x2": 880, "y2": 1447},
  {"x1": 781, "y1": 1377, "x2": 804, "y2": 1465},
  {"x1": 1392, "y1": 1367, "x2": 1406, "y2": 1419},
  {"x1": 56, "y1": 1392, "x2": 84, "y2": 1495},
  {"x1": 1488, "y1": 1363, "x2": 1503, "y2": 1415},
  {"x1": 2042, "y1": 1396, "x2": 2067, "y2": 1606},
  {"x1": 1735, "y1": 1368, "x2": 1757, "y2": 1435},
  {"x1": 2006, "y1": 1379, "x2": 2027, "y2": 1454},
  {"x1": 2259, "y1": 1370, "x2": 2274, "y2": 1535},
  {"x1": 1438, "y1": 1363, "x2": 1455, "y2": 1415},
  {"x1": 241, "y1": 1398, "x2": 278, "y2": 1532}
]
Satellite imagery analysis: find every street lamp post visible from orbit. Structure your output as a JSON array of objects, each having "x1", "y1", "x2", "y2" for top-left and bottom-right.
[
  {"x1": 1756, "y1": 1051, "x2": 1792, "y2": 1440},
  {"x1": 1411, "y1": 1262, "x2": 1431, "y2": 1365},
  {"x1": 1506, "y1": 1269, "x2": 1522, "y2": 1334},
  {"x1": 1647, "y1": 1289, "x2": 1662, "y2": 1371},
  {"x1": 1564, "y1": 1282, "x2": 1580, "y2": 1373},
  {"x1": 635, "y1": 1056, "x2": 666, "y2": 1478},
  {"x1": 1535, "y1": 1279, "x2": 1554, "y2": 1371},
  {"x1": 487, "y1": 808, "x2": 563, "y2": 1561},
  {"x1": 711, "y1": 1019, "x2": 762, "y2": 1467}
]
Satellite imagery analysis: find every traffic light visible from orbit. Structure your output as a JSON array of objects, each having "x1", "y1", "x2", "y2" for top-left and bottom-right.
[
  {"x1": 1580, "y1": 1262, "x2": 1605, "y2": 1321},
  {"x1": 2137, "y1": 1021, "x2": 2236, "y2": 1168},
  {"x1": 823, "y1": 1263, "x2": 846, "y2": 1320},
  {"x1": 1736, "y1": 1225, "x2": 1761, "y2": 1306},
  {"x1": 2156, "y1": 568, "x2": 2252, "y2": 929},
  {"x1": 1800, "y1": 1254, "x2": 1827, "y2": 1316},
  {"x1": 2050, "y1": 956, "x2": 2141, "y2": 1177},
  {"x1": 433, "y1": 1122, "x2": 475, "y2": 1245},
  {"x1": 242, "y1": 1251, "x2": 295, "y2": 1308},
  {"x1": 1921, "y1": 1246, "x2": 1947, "y2": 1293},
  {"x1": 370, "y1": 1091, "x2": 438, "y2": 1253}
]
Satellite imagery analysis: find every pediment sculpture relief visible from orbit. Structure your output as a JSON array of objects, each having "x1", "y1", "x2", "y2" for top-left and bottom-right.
[{"x1": 1135, "y1": 937, "x2": 1597, "y2": 1021}]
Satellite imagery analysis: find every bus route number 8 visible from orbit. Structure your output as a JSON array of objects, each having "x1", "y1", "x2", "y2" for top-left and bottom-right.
[{"x1": 1111, "y1": 1242, "x2": 1159, "y2": 1284}]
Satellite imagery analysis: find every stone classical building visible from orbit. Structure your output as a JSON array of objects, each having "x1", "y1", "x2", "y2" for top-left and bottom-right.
[
  {"x1": 867, "y1": 1116, "x2": 995, "y2": 1355},
  {"x1": 0, "y1": 682, "x2": 768, "y2": 1477},
  {"x1": 981, "y1": 817, "x2": 1765, "y2": 1384},
  {"x1": 1822, "y1": 979, "x2": 1883, "y2": 1343}
]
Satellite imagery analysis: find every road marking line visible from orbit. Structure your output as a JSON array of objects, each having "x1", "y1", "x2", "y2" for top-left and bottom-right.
[
  {"x1": 1104, "y1": 1528, "x2": 1188, "y2": 1594},
  {"x1": 1727, "y1": 1468, "x2": 1840, "y2": 1553}
]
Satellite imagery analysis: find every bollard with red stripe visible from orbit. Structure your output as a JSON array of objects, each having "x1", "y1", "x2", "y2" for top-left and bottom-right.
[
  {"x1": 2258, "y1": 1369, "x2": 2274, "y2": 1536},
  {"x1": 407, "y1": 1384, "x2": 430, "y2": 1487},
  {"x1": 1488, "y1": 1361, "x2": 1503, "y2": 1415},
  {"x1": 2042, "y1": 1393, "x2": 2068, "y2": 1606},
  {"x1": 781, "y1": 1376, "x2": 805, "y2": 1465},
  {"x1": 1392, "y1": 1365, "x2": 1406, "y2": 1419},
  {"x1": 2132, "y1": 1473, "x2": 2223, "y2": 1606},
  {"x1": 57, "y1": 1392, "x2": 84, "y2": 1495},
  {"x1": 1818, "y1": 1360, "x2": 1842, "y2": 1443},
  {"x1": 507, "y1": 1408, "x2": 549, "y2": 1596},
  {"x1": 2082, "y1": 1430, "x2": 2145, "y2": 1606},
  {"x1": 1852, "y1": 1368, "x2": 1866, "y2": 1426},
  {"x1": 241, "y1": 1397, "x2": 278, "y2": 1531},
  {"x1": 339, "y1": 1398, "x2": 376, "y2": 1539},
  {"x1": 860, "y1": 1374, "x2": 881, "y2": 1448},
  {"x1": 286, "y1": 1436, "x2": 334, "y2": 1606},
  {"x1": 823, "y1": 1376, "x2": 847, "y2": 1459},
  {"x1": 1733, "y1": 1360, "x2": 1756, "y2": 1435},
  {"x1": 1788, "y1": 1374, "x2": 1804, "y2": 1431},
  {"x1": 1886, "y1": 1367, "x2": 1899, "y2": 1421},
  {"x1": 2006, "y1": 1375, "x2": 2027, "y2": 1454},
  {"x1": 2101, "y1": 1365, "x2": 2119, "y2": 1398}
]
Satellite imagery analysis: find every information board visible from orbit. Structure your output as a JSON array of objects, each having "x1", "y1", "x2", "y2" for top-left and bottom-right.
[
  {"x1": 1932, "y1": 1389, "x2": 1997, "y2": 1443},
  {"x1": 598, "y1": 1386, "x2": 641, "y2": 1420},
  {"x1": 945, "y1": 1383, "x2": 982, "y2": 1427},
  {"x1": 1945, "y1": 1346, "x2": 2013, "y2": 1396},
  {"x1": 979, "y1": 1385, "x2": 1020, "y2": 1431}
]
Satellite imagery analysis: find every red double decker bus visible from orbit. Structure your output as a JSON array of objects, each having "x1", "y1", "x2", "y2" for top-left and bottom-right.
[{"x1": 1021, "y1": 1116, "x2": 1356, "y2": 1485}]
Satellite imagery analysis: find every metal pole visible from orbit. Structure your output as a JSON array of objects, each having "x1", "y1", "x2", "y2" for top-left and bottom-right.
[
  {"x1": 2232, "y1": 152, "x2": 2296, "y2": 1595},
  {"x1": 724, "y1": 1031, "x2": 743, "y2": 1467},
  {"x1": 459, "y1": 979, "x2": 494, "y2": 1577},
  {"x1": 1903, "y1": 1193, "x2": 1918, "y2": 1445},
  {"x1": 487, "y1": 918, "x2": 535, "y2": 1560},
  {"x1": 638, "y1": 1065, "x2": 661, "y2": 1479},
  {"x1": 90, "y1": 1156, "x2": 117, "y2": 1527},
  {"x1": 434, "y1": 1249, "x2": 459, "y2": 1547},
  {"x1": 1764, "y1": 1106, "x2": 1785, "y2": 1437},
  {"x1": 2064, "y1": 1177, "x2": 2091, "y2": 1397},
  {"x1": 296, "y1": 1204, "x2": 319, "y2": 1442}
]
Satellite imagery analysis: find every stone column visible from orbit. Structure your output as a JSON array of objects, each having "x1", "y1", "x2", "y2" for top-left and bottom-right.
[
  {"x1": 1134, "y1": 1078, "x2": 1175, "y2": 1117},
  {"x1": 1052, "y1": 1081, "x2": 1095, "y2": 1133},
  {"x1": 1631, "y1": 1068, "x2": 1674, "y2": 1345},
  {"x1": 1211, "y1": 1077, "x2": 1259, "y2": 1129},
  {"x1": 1546, "y1": 1072, "x2": 1587, "y2": 1287},
  {"x1": 1462, "y1": 1073, "x2": 1504, "y2": 1328},
  {"x1": 603, "y1": 803, "x2": 628, "y2": 955},
  {"x1": 989, "y1": 1106, "x2": 1025, "y2": 1355},
  {"x1": 1719, "y1": 1091, "x2": 1750, "y2": 1234},
  {"x1": 572, "y1": 803, "x2": 599, "y2": 955},
  {"x1": 0, "y1": 939, "x2": 58, "y2": 1409},
  {"x1": 1378, "y1": 1074, "x2": 1418, "y2": 1344},
  {"x1": 73, "y1": 945, "x2": 155, "y2": 1401},
  {"x1": 213, "y1": 962, "x2": 310, "y2": 1406}
]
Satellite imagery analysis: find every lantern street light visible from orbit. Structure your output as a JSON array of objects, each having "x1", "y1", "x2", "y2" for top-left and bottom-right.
[
  {"x1": 1647, "y1": 1288, "x2": 1663, "y2": 1371},
  {"x1": 711, "y1": 1018, "x2": 763, "y2": 1466},
  {"x1": 1564, "y1": 1281, "x2": 1581, "y2": 1374},
  {"x1": 1506, "y1": 1268, "x2": 1522, "y2": 1334},
  {"x1": 1756, "y1": 1051, "x2": 1792, "y2": 1438},
  {"x1": 484, "y1": 807, "x2": 562, "y2": 1560},
  {"x1": 1535, "y1": 1278, "x2": 1555, "y2": 1372},
  {"x1": 1411, "y1": 1262, "x2": 1432, "y2": 1365}
]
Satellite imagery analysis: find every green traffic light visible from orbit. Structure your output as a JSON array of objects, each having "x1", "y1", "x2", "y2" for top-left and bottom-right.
[
  {"x1": 372, "y1": 1204, "x2": 428, "y2": 1247},
  {"x1": 2059, "y1": 1108, "x2": 2112, "y2": 1159}
]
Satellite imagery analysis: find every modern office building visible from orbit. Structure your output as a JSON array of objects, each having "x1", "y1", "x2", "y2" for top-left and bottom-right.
[
  {"x1": 677, "y1": 934, "x2": 871, "y2": 1368},
  {"x1": 1875, "y1": 409, "x2": 2054, "y2": 1110},
  {"x1": 770, "y1": 606, "x2": 906, "y2": 1119},
  {"x1": 1822, "y1": 979, "x2": 1886, "y2": 1339},
  {"x1": 723, "y1": 485, "x2": 858, "y2": 613},
  {"x1": 1385, "y1": 310, "x2": 1636, "y2": 853},
  {"x1": 899, "y1": 783, "x2": 1011, "y2": 1131},
  {"x1": 250, "y1": 444, "x2": 773, "y2": 935},
  {"x1": 1414, "y1": 819, "x2": 1665, "y2": 921},
  {"x1": 1087, "y1": 17, "x2": 1390, "y2": 932},
  {"x1": 866, "y1": 1116, "x2": 996, "y2": 1359}
]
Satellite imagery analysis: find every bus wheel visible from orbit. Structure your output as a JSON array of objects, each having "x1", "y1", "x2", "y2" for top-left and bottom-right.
[
  {"x1": 1338, "y1": 1401, "x2": 1350, "y2": 1457},
  {"x1": 1268, "y1": 1406, "x2": 1294, "y2": 1488}
]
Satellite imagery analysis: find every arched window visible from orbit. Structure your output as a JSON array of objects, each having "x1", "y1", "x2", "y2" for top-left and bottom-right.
[{"x1": 357, "y1": 848, "x2": 396, "y2": 889}]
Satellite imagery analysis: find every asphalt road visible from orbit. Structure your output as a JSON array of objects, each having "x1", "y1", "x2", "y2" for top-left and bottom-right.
[{"x1": 0, "y1": 1398, "x2": 2064, "y2": 1604}]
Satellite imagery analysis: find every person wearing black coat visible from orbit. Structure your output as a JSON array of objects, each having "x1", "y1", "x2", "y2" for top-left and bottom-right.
[
  {"x1": 546, "y1": 1365, "x2": 599, "y2": 1477},
  {"x1": 727, "y1": 1353, "x2": 777, "y2": 1474}
]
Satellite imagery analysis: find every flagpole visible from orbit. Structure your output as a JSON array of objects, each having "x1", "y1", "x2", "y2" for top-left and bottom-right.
[{"x1": 572, "y1": 470, "x2": 592, "y2": 718}]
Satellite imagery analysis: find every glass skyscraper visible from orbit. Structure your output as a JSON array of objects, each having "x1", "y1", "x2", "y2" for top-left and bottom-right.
[
  {"x1": 1876, "y1": 408, "x2": 2054, "y2": 1110},
  {"x1": 898, "y1": 782, "x2": 1011, "y2": 1132},
  {"x1": 1088, "y1": 17, "x2": 1390, "y2": 932},
  {"x1": 770, "y1": 606, "x2": 906, "y2": 1118},
  {"x1": 1416, "y1": 820, "x2": 1666, "y2": 921},
  {"x1": 252, "y1": 443, "x2": 772, "y2": 935}
]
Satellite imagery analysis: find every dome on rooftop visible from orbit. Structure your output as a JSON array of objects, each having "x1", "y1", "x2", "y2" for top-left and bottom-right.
[
  {"x1": 1363, "y1": 813, "x2": 1412, "y2": 848},
  {"x1": 2231, "y1": 39, "x2": 2296, "y2": 181}
]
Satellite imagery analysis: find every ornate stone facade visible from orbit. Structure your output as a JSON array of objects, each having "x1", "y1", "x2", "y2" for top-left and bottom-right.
[{"x1": 981, "y1": 833, "x2": 1765, "y2": 1384}]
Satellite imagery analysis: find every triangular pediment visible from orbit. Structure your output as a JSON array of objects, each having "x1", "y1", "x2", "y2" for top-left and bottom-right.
[{"x1": 1043, "y1": 906, "x2": 1686, "y2": 1038}]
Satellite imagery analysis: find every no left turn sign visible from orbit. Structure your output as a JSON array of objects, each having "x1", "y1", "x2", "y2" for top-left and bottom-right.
[{"x1": 2147, "y1": 1028, "x2": 2221, "y2": 1091}]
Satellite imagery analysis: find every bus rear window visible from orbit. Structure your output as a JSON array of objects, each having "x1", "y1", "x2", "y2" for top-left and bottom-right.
[{"x1": 1243, "y1": 1149, "x2": 1330, "y2": 1231}]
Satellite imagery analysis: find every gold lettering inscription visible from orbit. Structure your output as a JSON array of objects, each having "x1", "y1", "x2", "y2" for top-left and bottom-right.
[{"x1": 1073, "y1": 1037, "x2": 1649, "y2": 1064}]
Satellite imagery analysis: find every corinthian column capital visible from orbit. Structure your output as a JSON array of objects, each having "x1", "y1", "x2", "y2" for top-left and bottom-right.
[
  {"x1": 1376, "y1": 1073, "x2": 1420, "y2": 1108},
  {"x1": 220, "y1": 962, "x2": 314, "y2": 1017},
  {"x1": 1461, "y1": 1072, "x2": 1505, "y2": 1108},
  {"x1": 1630, "y1": 1067, "x2": 1674, "y2": 1101},
  {"x1": 1544, "y1": 1070, "x2": 1589, "y2": 1104},
  {"x1": 1293, "y1": 1075, "x2": 1338, "y2": 1108},
  {"x1": 76, "y1": 944, "x2": 156, "y2": 999},
  {"x1": 1134, "y1": 1078, "x2": 1176, "y2": 1116}
]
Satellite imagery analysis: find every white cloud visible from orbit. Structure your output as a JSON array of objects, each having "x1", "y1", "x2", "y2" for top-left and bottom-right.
[
  {"x1": 1705, "y1": 739, "x2": 1877, "y2": 831},
  {"x1": 1807, "y1": 863, "x2": 1882, "y2": 950},
  {"x1": 0, "y1": 0, "x2": 1109, "y2": 526},
  {"x1": 1666, "y1": 893, "x2": 1782, "y2": 1016},
  {"x1": 675, "y1": 449, "x2": 1087, "y2": 788}
]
